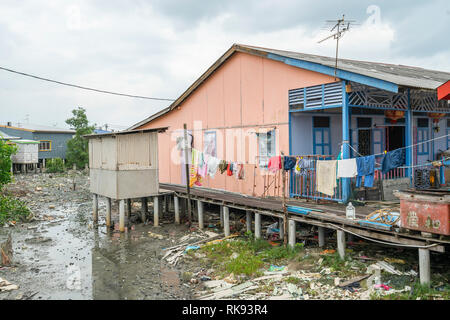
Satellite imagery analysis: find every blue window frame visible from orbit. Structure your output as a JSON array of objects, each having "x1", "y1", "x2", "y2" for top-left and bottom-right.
[
  {"x1": 417, "y1": 118, "x2": 429, "y2": 156},
  {"x1": 312, "y1": 116, "x2": 331, "y2": 155},
  {"x1": 447, "y1": 119, "x2": 450, "y2": 150}
]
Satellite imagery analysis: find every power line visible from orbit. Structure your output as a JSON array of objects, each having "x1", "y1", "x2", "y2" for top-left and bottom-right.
[{"x1": 0, "y1": 65, "x2": 176, "y2": 102}]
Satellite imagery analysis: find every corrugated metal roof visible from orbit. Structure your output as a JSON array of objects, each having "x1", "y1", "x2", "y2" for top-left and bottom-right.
[
  {"x1": 0, "y1": 130, "x2": 20, "y2": 140},
  {"x1": 84, "y1": 126, "x2": 168, "y2": 139},
  {"x1": 0, "y1": 123, "x2": 75, "y2": 133},
  {"x1": 129, "y1": 43, "x2": 450, "y2": 130},
  {"x1": 10, "y1": 139, "x2": 39, "y2": 144},
  {"x1": 241, "y1": 44, "x2": 450, "y2": 90}
]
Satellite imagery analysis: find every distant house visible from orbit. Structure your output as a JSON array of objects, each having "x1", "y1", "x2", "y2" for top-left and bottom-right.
[
  {"x1": 0, "y1": 129, "x2": 20, "y2": 140},
  {"x1": 0, "y1": 123, "x2": 75, "y2": 166}
]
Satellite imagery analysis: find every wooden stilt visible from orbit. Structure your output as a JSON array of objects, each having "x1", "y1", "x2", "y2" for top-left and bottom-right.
[
  {"x1": 174, "y1": 196, "x2": 180, "y2": 224},
  {"x1": 279, "y1": 218, "x2": 284, "y2": 240},
  {"x1": 92, "y1": 194, "x2": 98, "y2": 226},
  {"x1": 255, "y1": 213, "x2": 261, "y2": 239},
  {"x1": 119, "y1": 200, "x2": 125, "y2": 232},
  {"x1": 288, "y1": 220, "x2": 296, "y2": 248},
  {"x1": 318, "y1": 227, "x2": 325, "y2": 247},
  {"x1": 141, "y1": 197, "x2": 147, "y2": 223},
  {"x1": 153, "y1": 196, "x2": 159, "y2": 227},
  {"x1": 197, "y1": 200, "x2": 204, "y2": 230},
  {"x1": 246, "y1": 211, "x2": 252, "y2": 233},
  {"x1": 419, "y1": 248, "x2": 431, "y2": 285},
  {"x1": 223, "y1": 206, "x2": 230, "y2": 237},
  {"x1": 220, "y1": 205, "x2": 224, "y2": 227},
  {"x1": 106, "y1": 197, "x2": 112, "y2": 228},
  {"x1": 337, "y1": 230, "x2": 346, "y2": 260}
]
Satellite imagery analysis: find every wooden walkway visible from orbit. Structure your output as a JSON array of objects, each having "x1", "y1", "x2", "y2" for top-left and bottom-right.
[{"x1": 160, "y1": 183, "x2": 450, "y2": 253}]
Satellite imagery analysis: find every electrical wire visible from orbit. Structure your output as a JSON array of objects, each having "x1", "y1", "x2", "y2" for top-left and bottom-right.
[{"x1": 0, "y1": 65, "x2": 176, "y2": 102}]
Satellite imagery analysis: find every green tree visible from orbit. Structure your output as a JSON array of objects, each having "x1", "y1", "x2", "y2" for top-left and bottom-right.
[
  {"x1": 0, "y1": 138, "x2": 17, "y2": 190},
  {"x1": 65, "y1": 107, "x2": 95, "y2": 169}
]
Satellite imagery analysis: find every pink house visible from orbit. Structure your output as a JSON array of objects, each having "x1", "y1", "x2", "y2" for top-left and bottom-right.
[{"x1": 130, "y1": 44, "x2": 450, "y2": 203}]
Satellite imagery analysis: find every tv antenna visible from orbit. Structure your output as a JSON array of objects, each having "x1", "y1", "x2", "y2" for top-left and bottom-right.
[{"x1": 318, "y1": 15, "x2": 356, "y2": 80}]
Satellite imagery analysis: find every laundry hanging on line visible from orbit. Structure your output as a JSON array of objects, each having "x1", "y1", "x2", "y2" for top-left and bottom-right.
[
  {"x1": 268, "y1": 156, "x2": 282, "y2": 173},
  {"x1": 381, "y1": 148, "x2": 406, "y2": 174},
  {"x1": 337, "y1": 158, "x2": 358, "y2": 178},
  {"x1": 355, "y1": 155, "x2": 375, "y2": 188},
  {"x1": 316, "y1": 160, "x2": 337, "y2": 196},
  {"x1": 283, "y1": 156, "x2": 297, "y2": 171}
]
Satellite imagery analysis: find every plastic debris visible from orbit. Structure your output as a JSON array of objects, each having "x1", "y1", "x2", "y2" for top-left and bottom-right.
[
  {"x1": 320, "y1": 249, "x2": 336, "y2": 255},
  {"x1": 374, "y1": 284, "x2": 391, "y2": 291},
  {"x1": 268, "y1": 265, "x2": 286, "y2": 272},
  {"x1": 148, "y1": 232, "x2": 164, "y2": 240},
  {"x1": 384, "y1": 257, "x2": 405, "y2": 264},
  {"x1": 0, "y1": 277, "x2": 18, "y2": 291},
  {"x1": 185, "y1": 245, "x2": 200, "y2": 252}
]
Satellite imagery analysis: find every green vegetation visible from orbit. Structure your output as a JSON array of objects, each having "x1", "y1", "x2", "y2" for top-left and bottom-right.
[
  {"x1": 45, "y1": 158, "x2": 65, "y2": 173},
  {"x1": 0, "y1": 138, "x2": 17, "y2": 190},
  {"x1": 0, "y1": 193, "x2": 32, "y2": 225},
  {"x1": 65, "y1": 107, "x2": 95, "y2": 170},
  {"x1": 197, "y1": 236, "x2": 304, "y2": 277}
]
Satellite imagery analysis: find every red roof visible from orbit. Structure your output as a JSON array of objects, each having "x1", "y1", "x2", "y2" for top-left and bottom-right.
[{"x1": 437, "y1": 80, "x2": 450, "y2": 100}]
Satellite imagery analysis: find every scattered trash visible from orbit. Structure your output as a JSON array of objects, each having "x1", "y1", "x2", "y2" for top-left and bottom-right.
[
  {"x1": 374, "y1": 284, "x2": 391, "y2": 291},
  {"x1": 266, "y1": 222, "x2": 279, "y2": 235},
  {"x1": 148, "y1": 232, "x2": 164, "y2": 240},
  {"x1": 0, "y1": 277, "x2": 18, "y2": 292},
  {"x1": 374, "y1": 261, "x2": 403, "y2": 275},
  {"x1": 268, "y1": 265, "x2": 286, "y2": 272},
  {"x1": 185, "y1": 245, "x2": 200, "y2": 252},
  {"x1": 384, "y1": 257, "x2": 405, "y2": 264},
  {"x1": 200, "y1": 276, "x2": 211, "y2": 281},
  {"x1": 320, "y1": 249, "x2": 336, "y2": 255},
  {"x1": 286, "y1": 283, "x2": 303, "y2": 298},
  {"x1": 337, "y1": 274, "x2": 370, "y2": 288}
]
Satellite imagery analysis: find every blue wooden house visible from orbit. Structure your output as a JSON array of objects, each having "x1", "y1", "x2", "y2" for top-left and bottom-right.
[{"x1": 0, "y1": 123, "x2": 75, "y2": 166}]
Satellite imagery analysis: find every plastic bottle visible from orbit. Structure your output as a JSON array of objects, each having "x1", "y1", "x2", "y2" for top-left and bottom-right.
[{"x1": 346, "y1": 202, "x2": 356, "y2": 220}]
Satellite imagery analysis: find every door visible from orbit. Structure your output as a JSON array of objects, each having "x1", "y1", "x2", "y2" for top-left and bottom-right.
[{"x1": 312, "y1": 116, "x2": 331, "y2": 155}]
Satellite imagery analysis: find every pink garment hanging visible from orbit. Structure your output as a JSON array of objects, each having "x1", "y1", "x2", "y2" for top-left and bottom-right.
[{"x1": 268, "y1": 156, "x2": 281, "y2": 173}]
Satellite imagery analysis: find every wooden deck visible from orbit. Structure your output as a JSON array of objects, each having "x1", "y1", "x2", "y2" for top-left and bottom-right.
[{"x1": 160, "y1": 183, "x2": 449, "y2": 253}]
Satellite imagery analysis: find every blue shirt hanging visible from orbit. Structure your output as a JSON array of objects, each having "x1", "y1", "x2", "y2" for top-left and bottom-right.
[
  {"x1": 283, "y1": 156, "x2": 297, "y2": 171},
  {"x1": 355, "y1": 155, "x2": 375, "y2": 188},
  {"x1": 381, "y1": 149, "x2": 406, "y2": 174}
]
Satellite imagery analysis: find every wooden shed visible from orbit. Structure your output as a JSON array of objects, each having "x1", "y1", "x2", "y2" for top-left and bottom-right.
[
  {"x1": 10, "y1": 139, "x2": 39, "y2": 173},
  {"x1": 85, "y1": 127, "x2": 167, "y2": 200}
]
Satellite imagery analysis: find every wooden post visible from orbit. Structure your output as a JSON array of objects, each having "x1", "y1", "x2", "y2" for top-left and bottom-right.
[
  {"x1": 318, "y1": 227, "x2": 325, "y2": 247},
  {"x1": 106, "y1": 197, "x2": 112, "y2": 228},
  {"x1": 246, "y1": 211, "x2": 252, "y2": 233},
  {"x1": 183, "y1": 123, "x2": 192, "y2": 224},
  {"x1": 197, "y1": 200, "x2": 204, "y2": 230},
  {"x1": 418, "y1": 248, "x2": 431, "y2": 285},
  {"x1": 174, "y1": 196, "x2": 180, "y2": 224},
  {"x1": 255, "y1": 213, "x2": 261, "y2": 239},
  {"x1": 126, "y1": 199, "x2": 132, "y2": 219},
  {"x1": 153, "y1": 196, "x2": 159, "y2": 227},
  {"x1": 223, "y1": 206, "x2": 230, "y2": 237},
  {"x1": 141, "y1": 197, "x2": 147, "y2": 223},
  {"x1": 92, "y1": 194, "x2": 98, "y2": 226},
  {"x1": 165, "y1": 196, "x2": 169, "y2": 214},
  {"x1": 337, "y1": 230, "x2": 346, "y2": 260},
  {"x1": 281, "y1": 152, "x2": 288, "y2": 246},
  {"x1": 220, "y1": 205, "x2": 224, "y2": 227},
  {"x1": 288, "y1": 220, "x2": 296, "y2": 248},
  {"x1": 119, "y1": 199, "x2": 125, "y2": 232},
  {"x1": 279, "y1": 218, "x2": 284, "y2": 240}
]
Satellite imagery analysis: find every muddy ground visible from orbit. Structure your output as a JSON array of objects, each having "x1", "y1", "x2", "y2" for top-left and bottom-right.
[{"x1": 0, "y1": 172, "x2": 449, "y2": 300}]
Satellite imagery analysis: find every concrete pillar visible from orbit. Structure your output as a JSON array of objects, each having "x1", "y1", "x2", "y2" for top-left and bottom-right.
[
  {"x1": 141, "y1": 197, "x2": 147, "y2": 223},
  {"x1": 106, "y1": 197, "x2": 112, "y2": 228},
  {"x1": 127, "y1": 199, "x2": 132, "y2": 219},
  {"x1": 337, "y1": 230, "x2": 346, "y2": 260},
  {"x1": 318, "y1": 227, "x2": 325, "y2": 247},
  {"x1": 43, "y1": 158, "x2": 46, "y2": 169},
  {"x1": 197, "y1": 200, "x2": 204, "y2": 230},
  {"x1": 119, "y1": 200, "x2": 125, "y2": 232},
  {"x1": 255, "y1": 213, "x2": 261, "y2": 239},
  {"x1": 220, "y1": 205, "x2": 224, "y2": 227},
  {"x1": 246, "y1": 211, "x2": 252, "y2": 233},
  {"x1": 418, "y1": 248, "x2": 431, "y2": 285},
  {"x1": 223, "y1": 206, "x2": 230, "y2": 237},
  {"x1": 279, "y1": 218, "x2": 284, "y2": 240},
  {"x1": 73, "y1": 163, "x2": 76, "y2": 171},
  {"x1": 288, "y1": 220, "x2": 296, "y2": 248},
  {"x1": 153, "y1": 196, "x2": 159, "y2": 227},
  {"x1": 92, "y1": 194, "x2": 98, "y2": 226},
  {"x1": 174, "y1": 196, "x2": 180, "y2": 224}
]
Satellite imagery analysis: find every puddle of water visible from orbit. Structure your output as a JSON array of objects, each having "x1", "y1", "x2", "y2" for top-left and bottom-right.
[{"x1": 0, "y1": 202, "x2": 191, "y2": 300}]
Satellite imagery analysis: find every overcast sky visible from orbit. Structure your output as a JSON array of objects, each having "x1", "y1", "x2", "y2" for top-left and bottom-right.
[{"x1": 0, "y1": 0, "x2": 449, "y2": 130}]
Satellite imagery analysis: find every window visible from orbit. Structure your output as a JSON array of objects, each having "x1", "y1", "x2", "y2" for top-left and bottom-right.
[
  {"x1": 39, "y1": 140, "x2": 51, "y2": 151},
  {"x1": 203, "y1": 131, "x2": 217, "y2": 157},
  {"x1": 258, "y1": 129, "x2": 276, "y2": 168},
  {"x1": 313, "y1": 117, "x2": 331, "y2": 155},
  {"x1": 417, "y1": 119, "x2": 429, "y2": 155},
  {"x1": 357, "y1": 117, "x2": 372, "y2": 128},
  {"x1": 417, "y1": 118, "x2": 429, "y2": 128}
]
